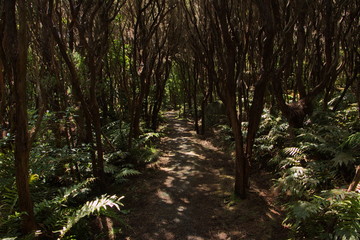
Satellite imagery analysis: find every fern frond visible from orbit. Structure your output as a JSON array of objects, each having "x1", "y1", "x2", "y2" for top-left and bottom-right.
[
  {"x1": 291, "y1": 200, "x2": 322, "y2": 221},
  {"x1": 136, "y1": 132, "x2": 162, "y2": 146},
  {"x1": 104, "y1": 163, "x2": 119, "y2": 174},
  {"x1": 341, "y1": 132, "x2": 360, "y2": 152},
  {"x1": 58, "y1": 178, "x2": 95, "y2": 202},
  {"x1": 56, "y1": 194, "x2": 124, "y2": 239},
  {"x1": 34, "y1": 177, "x2": 96, "y2": 232},
  {"x1": 1, "y1": 187, "x2": 18, "y2": 215},
  {"x1": 116, "y1": 168, "x2": 141, "y2": 178},
  {"x1": 104, "y1": 150, "x2": 128, "y2": 163},
  {"x1": 332, "y1": 152, "x2": 356, "y2": 168},
  {"x1": 297, "y1": 132, "x2": 325, "y2": 144},
  {"x1": 283, "y1": 147, "x2": 302, "y2": 157}
]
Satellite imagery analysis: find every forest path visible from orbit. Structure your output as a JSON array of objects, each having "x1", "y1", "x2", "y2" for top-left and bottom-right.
[{"x1": 121, "y1": 111, "x2": 286, "y2": 240}]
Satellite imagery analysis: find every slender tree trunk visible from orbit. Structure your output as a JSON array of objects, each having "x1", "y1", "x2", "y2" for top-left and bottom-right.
[
  {"x1": 322, "y1": 0, "x2": 334, "y2": 110},
  {"x1": 227, "y1": 106, "x2": 247, "y2": 199},
  {"x1": 4, "y1": 0, "x2": 37, "y2": 234},
  {"x1": 358, "y1": 96, "x2": 360, "y2": 118},
  {"x1": 132, "y1": 95, "x2": 143, "y2": 139},
  {"x1": 193, "y1": 76, "x2": 199, "y2": 134},
  {"x1": 347, "y1": 166, "x2": 360, "y2": 192},
  {"x1": 151, "y1": 80, "x2": 167, "y2": 131},
  {"x1": 89, "y1": 61, "x2": 105, "y2": 181},
  {"x1": 246, "y1": 19, "x2": 274, "y2": 170},
  {"x1": 295, "y1": 2, "x2": 307, "y2": 98},
  {"x1": 200, "y1": 99, "x2": 206, "y2": 135},
  {"x1": 0, "y1": 60, "x2": 5, "y2": 129}
]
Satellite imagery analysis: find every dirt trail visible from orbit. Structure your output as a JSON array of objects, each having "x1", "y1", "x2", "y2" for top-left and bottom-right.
[{"x1": 122, "y1": 111, "x2": 287, "y2": 240}]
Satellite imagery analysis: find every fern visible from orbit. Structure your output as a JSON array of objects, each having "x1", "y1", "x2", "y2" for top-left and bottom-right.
[
  {"x1": 332, "y1": 152, "x2": 356, "y2": 168},
  {"x1": 278, "y1": 166, "x2": 320, "y2": 197},
  {"x1": 341, "y1": 132, "x2": 360, "y2": 153},
  {"x1": 1, "y1": 187, "x2": 18, "y2": 215},
  {"x1": 103, "y1": 121, "x2": 130, "y2": 149},
  {"x1": 104, "y1": 163, "x2": 119, "y2": 174},
  {"x1": 34, "y1": 178, "x2": 96, "y2": 234},
  {"x1": 283, "y1": 147, "x2": 302, "y2": 157},
  {"x1": 104, "y1": 150, "x2": 128, "y2": 164},
  {"x1": 116, "y1": 168, "x2": 141, "y2": 178},
  {"x1": 114, "y1": 167, "x2": 141, "y2": 184},
  {"x1": 289, "y1": 200, "x2": 322, "y2": 221},
  {"x1": 285, "y1": 190, "x2": 360, "y2": 239},
  {"x1": 56, "y1": 194, "x2": 124, "y2": 239},
  {"x1": 136, "y1": 132, "x2": 162, "y2": 147},
  {"x1": 57, "y1": 178, "x2": 95, "y2": 202}
]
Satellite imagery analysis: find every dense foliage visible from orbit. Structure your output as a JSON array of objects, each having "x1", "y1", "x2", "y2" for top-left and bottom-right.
[{"x1": 0, "y1": 0, "x2": 359, "y2": 239}]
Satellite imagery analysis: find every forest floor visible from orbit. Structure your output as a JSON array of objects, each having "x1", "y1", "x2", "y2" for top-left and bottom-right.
[{"x1": 120, "y1": 111, "x2": 288, "y2": 240}]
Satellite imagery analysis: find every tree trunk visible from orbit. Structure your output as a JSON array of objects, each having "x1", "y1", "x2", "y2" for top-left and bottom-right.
[
  {"x1": 228, "y1": 106, "x2": 247, "y2": 199},
  {"x1": 89, "y1": 66, "x2": 105, "y2": 181},
  {"x1": 200, "y1": 99, "x2": 206, "y2": 135},
  {"x1": 132, "y1": 96, "x2": 143, "y2": 139},
  {"x1": 151, "y1": 81, "x2": 166, "y2": 131},
  {"x1": 193, "y1": 75, "x2": 199, "y2": 134},
  {"x1": 347, "y1": 166, "x2": 360, "y2": 192},
  {"x1": 356, "y1": 77, "x2": 360, "y2": 117},
  {"x1": 3, "y1": 0, "x2": 37, "y2": 234},
  {"x1": 0, "y1": 59, "x2": 5, "y2": 129}
]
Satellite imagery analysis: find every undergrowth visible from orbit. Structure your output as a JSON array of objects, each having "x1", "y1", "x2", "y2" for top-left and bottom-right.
[
  {"x1": 254, "y1": 98, "x2": 360, "y2": 239},
  {"x1": 0, "y1": 114, "x2": 162, "y2": 239}
]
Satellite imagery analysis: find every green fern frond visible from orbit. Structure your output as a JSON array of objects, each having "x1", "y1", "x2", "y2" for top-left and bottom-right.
[
  {"x1": 104, "y1": 150, "x2": 128, "y2": 163},
  {"x1": 142, "y1": 147, "x2": 160, "y2": 163},
  {"x1": 116, "y1": 168, "x2": 141, "y2": 178},
  {"x1": 291, "y1": 200, "x2": 322, "y2": 221},
  {"x1": 297, "y1": 132, "x2": 325, "y2": 144},
  {"x1": 136, "y1": 132, "x2": 162, "y2": 146},
  {"x1": 341, "y1": 132, "x2": 360, "y2": 152},
  {"x1": 59, "y1": 178, "x2": 95, "y2": 202},
  {"x1": 332, "y1": 152, "x2": 356, "y2": 168},
  {"x1": 283, "y1": 147, "x2": 302, "y2": 157},
  {"x1": 104, "y1": 163, "x2": 119, "y2": 174},
  {"x1": 56, "y1": 194, "x2": 124, "y2": 239},
  {"x1": 34, "y1": 177, "x2": 96, "y2": 232},
  {"x1": 1, "y1": 187, "x2": 18, "y2": 215}
]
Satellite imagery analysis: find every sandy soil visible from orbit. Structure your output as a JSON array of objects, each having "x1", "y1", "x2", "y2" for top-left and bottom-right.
[{"x1": 120, "y1": 111, "x2": 288, "y2": 240}]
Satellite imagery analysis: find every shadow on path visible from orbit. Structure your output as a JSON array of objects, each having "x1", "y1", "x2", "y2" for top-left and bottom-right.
[{"x1": 121, "y1": 111, "x2": 287, "y2": 240}]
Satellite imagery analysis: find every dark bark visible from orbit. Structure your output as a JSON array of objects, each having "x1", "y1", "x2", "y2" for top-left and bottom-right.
[
  {"x1": 357, "y1": 78, "x2": 360, "y2": 117},
  {"x1": 2, "y1": 0, "x2": 37, "y2": 234},
  {"x1": 89, "y1": 55, "x2": 105, "y2": 180},
  {"x1": 0, "y1": 59, "x2": 5, "y2": 129},
  {"x1": 295, "y1": 1, "x2": 307, "y2": 98},
  {"x1": 151, "y1": 59, "x2": 171, "y2": 131},
  {"x1": 347, "y1": 166, "x2": 360, "y2": 192}
]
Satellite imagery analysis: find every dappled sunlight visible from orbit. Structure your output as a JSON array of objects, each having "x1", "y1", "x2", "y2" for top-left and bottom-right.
[
  {"x1": 182, "y1": 150, "x2": 200, "y2": 157},
  {"x1": 122, "y1": 111, "x2": 286, "y2": 239},
  {"x1": 164, "y1": 176, "x2": 175, "y2": 187},
  {"x1": 157, "y1": 189, "x2": 174, "y2": 204},
  {"x1": 186, "y1": 236, "x2": 205, "y2": 240}
]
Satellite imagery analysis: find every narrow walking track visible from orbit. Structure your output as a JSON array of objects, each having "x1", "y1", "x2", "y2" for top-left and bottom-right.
[{"x1": 121, "y1": 112, "x2": 286, "y2": 240}]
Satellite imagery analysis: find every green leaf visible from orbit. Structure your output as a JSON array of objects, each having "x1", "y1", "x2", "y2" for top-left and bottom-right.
[
  {"x1": 292, "y1": 201, "x2": 321, "y2": 220},
  {"x1": 332, "y1": 152, "x2": 355, "y2": 167},
  {"x1": 56, "y1": 194, "x2": 124, "y2": 239},
  {"x1": 283, "y1": 147, "x2": 302, "y2": 157},
  {"x1": 116, "y1": 168, "x2": 141, "y2": 178}
]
